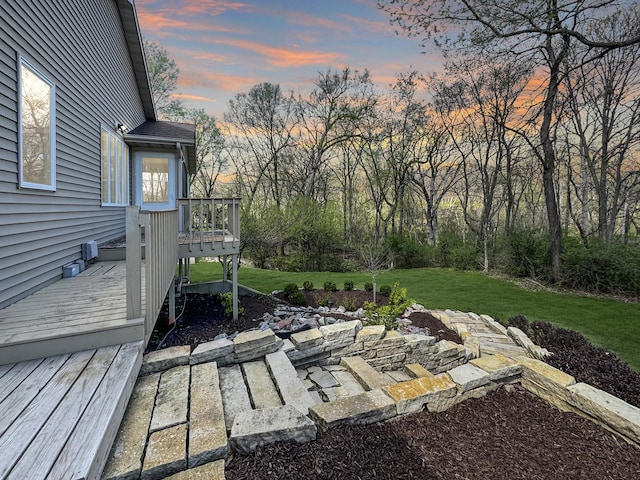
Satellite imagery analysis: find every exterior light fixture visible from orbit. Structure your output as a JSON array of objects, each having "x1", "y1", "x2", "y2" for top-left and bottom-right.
[{"x1": 117, "y1": 123, "x2": 127, "y2": 133}]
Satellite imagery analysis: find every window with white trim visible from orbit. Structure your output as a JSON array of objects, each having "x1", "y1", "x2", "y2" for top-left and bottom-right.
[
  {"x1": 101, "y1": 127, "x2": 129, "y2": 206},
  {"x1": 19, "y1": 58, "x2": 56, "y2": 190}
]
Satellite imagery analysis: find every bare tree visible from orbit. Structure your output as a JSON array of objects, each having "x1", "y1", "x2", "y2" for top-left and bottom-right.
[{"x1": 380, "y1": 0, "x2": 640, "y2": 280}]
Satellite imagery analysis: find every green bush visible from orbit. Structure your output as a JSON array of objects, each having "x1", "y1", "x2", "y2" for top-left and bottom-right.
[
  {"x1": 503, "y1": 229, "x2": 549, "y2": 278},
  {"x1": 323, "y1": 281, "x2": 337, "y2": 292},
  {"x1": 290, "y1": 290, "x2": 306, "y2": 306},
  {"x1": 283, "y1": 283, "x2": 299, "y2": 298},
  {"x1": 451, "y1": 243, "x2": 478, "y2": 270},
  {"x1": 364, "y1": 282, "x2": 374, "y2": 292},
  {"x1": 561, "y1": 238, "x2": 640, "y2": 296},
  {"x1": 219, "y1": 292, "x2": 244, "y2": 317},
  {"x1": 302, "y1": 280, "x2": 314, "y2": 291},
  {"x1": 364, "y1": 283, "x2": 414, "y2": 330},
  {"x1": 379, "y1": 284, "x2": 392, "y2": 296},
  {"x1": 344, "y1": 280, "x2": 354, "y2": 291}
]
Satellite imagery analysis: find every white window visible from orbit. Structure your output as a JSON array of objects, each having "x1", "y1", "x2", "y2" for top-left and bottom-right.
[
  {"x1": 101, "y1": 127, "x2": 129, "y2": 206},
  {"x1": 19, "y1": 58, "x2": 56, "y2": 190}
]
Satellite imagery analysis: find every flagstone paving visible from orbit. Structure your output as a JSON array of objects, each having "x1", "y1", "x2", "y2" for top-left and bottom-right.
[{"x1": 102, "y1": 307, "x2": 640, "y2": 480}]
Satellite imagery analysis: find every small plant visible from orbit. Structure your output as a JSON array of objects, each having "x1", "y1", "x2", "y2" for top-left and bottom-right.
[
  {"x1": 364, "y1": 282, "x2": 374, "y2": 292},
  {"x1": 283, "y1": 283, "x2": 299, "y2": 299},
  {"x1": 342, "y1": 298, "x2": 358, "y2": 312},
  {"x1": 317, "y1": 293, "x2": 333, "y2": 307},
  {"x1": 363, "y1": 283, "x2": 413, "y2": 331},
  {"x1": 379, "y1": 284, "x2": 392, "y2": 296},
  {"x1": 323, "y1": 281, "x2": 337, "y2": 292},
  {"x1": 219, "y1": 292, "x2": 244, "y2": 317},
  {"x1": 290, "y1": 290, "x2": 306, "y2": 306},
  {"x1": 344, "y1": 280, "x2": 354, "y2": 291},
  {"x1": 302, "y1": 280, "x2": 314, "y2": 291}
]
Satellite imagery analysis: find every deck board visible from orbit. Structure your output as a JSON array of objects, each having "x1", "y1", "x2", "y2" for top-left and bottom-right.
[
  {"x1": 0, "y1": 261, "x2": 146, "y2": 365},
  {"x1": 0, "y1": 342, "x2": 143, "y2": 480},
  {"x1": 0, "y1": 355, "x2": 69, "y2": 437},
  {"x1": 7, "y1": 347, "x2": 120, "y2": 480},
  {"x1": 49, "y1": 342, "x2": 143, "y2": 480},
  {"x1": 0, "y1": 350, "x2": 95, "y2": 478}
]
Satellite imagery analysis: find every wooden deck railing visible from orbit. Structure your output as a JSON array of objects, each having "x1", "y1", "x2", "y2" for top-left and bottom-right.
[
  {"x1": 126, "y1": 206, "x2": 178, "y2": 344},
  {"x1": 178, "y1": 197, "x2": 241, "y2": 253}
]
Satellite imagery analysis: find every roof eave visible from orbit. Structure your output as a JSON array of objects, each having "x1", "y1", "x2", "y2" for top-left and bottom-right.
[{"x1": 116, "y1": 0, "x2": 156, "y2": 120}]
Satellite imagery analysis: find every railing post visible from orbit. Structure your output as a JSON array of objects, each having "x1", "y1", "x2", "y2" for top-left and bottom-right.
[{"x1": 126, "y1": 206, "x2": 142, "y2": 320}]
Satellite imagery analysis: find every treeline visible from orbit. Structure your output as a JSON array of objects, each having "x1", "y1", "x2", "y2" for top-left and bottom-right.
[{"x1": 144, "y1": 2, "x2": 640, "y2": 297}]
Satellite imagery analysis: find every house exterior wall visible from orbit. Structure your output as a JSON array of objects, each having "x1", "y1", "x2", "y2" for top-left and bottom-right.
[{"x1": 0, "y1": 0, "x2": 148, "y2": 309}]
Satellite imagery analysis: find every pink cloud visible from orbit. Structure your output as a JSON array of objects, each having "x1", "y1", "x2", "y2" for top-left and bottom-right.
[
  {"x1": 179, "y1": 71, "x2": 261, "y2": 93},
  {"x1": 210, "y1": 38, "x2": 344, "y2": 68},
  {"x1": 172, "y1": 93, "x2": 215, "y2": 102},
  {"x1": 286, "y1": 11, "x2": 353, "y2": 35}
]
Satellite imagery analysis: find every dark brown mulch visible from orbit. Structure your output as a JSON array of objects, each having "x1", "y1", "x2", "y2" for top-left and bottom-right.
[
  {"x1": 151, "y1": 294, "x2": 275, "y2": 349},
  {"x1": 406, "y1": 311, "x2": 462, "y2": 343},
  {"x1": 507, "y1": 316, "x2": 640, "y2": 408},
  {"x1": 226, "y1": 386, "x2": 640, "y2": 480},
  {"x1": 274, "y1": 289, "x2": 388, "y2": 310}
]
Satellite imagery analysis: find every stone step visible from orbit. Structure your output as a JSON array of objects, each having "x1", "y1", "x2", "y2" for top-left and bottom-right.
[
  {"x1": 340, "y1": 356, "x2": 395, "y2": 391},
  {"x1": 265, "y1": 351, "x2": 316, "y2": 415},
  {"x1": 242, "y1": 360, "x2": 283, "y2": 409},
  {"x1": 163, "y1": 460, "x2": 225, "y2": 480},
  {"x1": 331, "y1": 370, "x2": 366, "y2": 396},
  {"x1": 382, "y1": 374, "x2": 457, "y2": 415},
  {"x1": 142, "y1": 423, "x2": 187, "y2": 480},
  {"x1": 309, "y1": 389, "x2": 397, "y2": 429},
  {"x1": 103, "y1": 373, "x2": 160, "y2": 480},
  {"x1": 229, "y1": 405, "x2": 317, "y2": 454},
  {"x1": 188, "y1": 362, "x2": 228, "y2": 468},
  {"x1": 218, "y1": 364, "x2": 253, "y2": 431},
  {"x1": 150, "y1": 365, "x2": 190, "y2": 433}
]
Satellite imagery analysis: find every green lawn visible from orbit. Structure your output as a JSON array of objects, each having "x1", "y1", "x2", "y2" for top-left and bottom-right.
[{"x1": 189, "y1": 262, "x2": 640, "y2": 372}]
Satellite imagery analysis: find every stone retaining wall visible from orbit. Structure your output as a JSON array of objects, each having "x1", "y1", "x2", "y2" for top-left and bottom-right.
[{"x1": 140, "y1": 307, "x2": 640, "y2": 449}]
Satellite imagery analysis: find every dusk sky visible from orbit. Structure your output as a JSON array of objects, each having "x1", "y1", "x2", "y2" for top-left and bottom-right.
[{"x1": 136, "y1": 0, "x2": 443, "y2": 119}]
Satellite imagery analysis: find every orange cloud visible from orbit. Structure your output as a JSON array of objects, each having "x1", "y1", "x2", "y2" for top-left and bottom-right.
[
  {"x1": 340, "y1": 14, "x2": 393, "y2": 35},
  {"x1": 172, "y1": 93, "x2": 215, "y2": 102},
  {"x1": 137, "y1": 6, "x2": 247, "y2": 37},
  {"x1": 286, "y1": 11, "x2": 353, "y2": 35},
  {"x1": 210, "y1": 38, "x2": 344, "y2": 68},
  {"x1": 179, "y1": 71, "x2": 261, "y2": 93}
]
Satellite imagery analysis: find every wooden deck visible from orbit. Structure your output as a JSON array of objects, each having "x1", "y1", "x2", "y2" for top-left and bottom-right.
[
  {"x1": 0, "y1": 261, "x2": 144, "y2": 366},
  {"x1": 0, "y1": 340, "x2": 143, "y2": 480}
]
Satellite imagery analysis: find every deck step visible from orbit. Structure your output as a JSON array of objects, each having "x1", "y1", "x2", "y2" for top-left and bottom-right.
[
  {"x1": 340, "y1": 356, "x2": 396, "y2": 391},
  {"x1": 218, "y1": 364, "x2": 252, "y2": 431},
  {"x1": 265, "y1": 351, "x2": 316, "y2": 415},
  {"x1": 1, "y1": 342, "x2": 142, "y2": 480},
  {"x1": 229, "y1": 405, "x2": 316, "y2": 454}
]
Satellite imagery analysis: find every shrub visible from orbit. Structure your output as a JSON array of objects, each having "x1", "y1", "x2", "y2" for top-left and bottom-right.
[
  {"x1": 302, "y1": 280, "x2": 314, "y2": 291},
  {"x1": 364, "y1": 283, "x2": 414, "y2": 331},
  {"x1": 503, "y1": 229, "x2": 549, "y2": 278},
  {"x1": 317, "y1": 293, "x2": 333, "y2": 307},
  {"x1": 342, "y1": 298, "x2": 358, "y2": 312},
  {"x1": 561, "y1": 238, "x2": 640, "y2": 297},
  {"x1": 344, "y1": 280, "x2": 354, "y2": 291},
  {"x1": 379, "y1": 284, "x2": 392, "y2": 296},
  {"x1": 290, "y1": 291, "x2": 306, "y2": 306},
  {"x1": 323, "y1": 281, "x2": 337, "y2": 292},
  {"x1": 451, "y1": 243, "x2": 478, "y2": 270},
  {"x1": 219, "y1": 292, "x2": 244, "y2": 317},
  {"x1": 364, "y1": 282, "x2": 374, "y2": 292},
  {"x1": 283, "y1": 283, "x2": 299, "y2": 298}
]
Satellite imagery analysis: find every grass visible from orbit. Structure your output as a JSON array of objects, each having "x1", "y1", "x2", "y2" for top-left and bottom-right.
[{"x1": 189, "y1": 261, "x2": 640, "y2": 372}]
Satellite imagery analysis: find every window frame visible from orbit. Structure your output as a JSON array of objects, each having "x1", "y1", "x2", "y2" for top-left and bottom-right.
[
  {"x1": 18, "y1": 57, "x2": 56, "y2": 191},
  {"x1": 100, "y1": 126, "x2": 130, "y2": 207}
]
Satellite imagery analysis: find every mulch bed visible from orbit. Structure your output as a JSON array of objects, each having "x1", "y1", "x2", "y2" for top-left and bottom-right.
[
  {"x1": 150, "y1": 290, "x2": 640, "y2": 478},
  {"x1": 226, "y1": 386, "x2": 640, "y2": 480},
  {"x1": 507, "y1": 315, "x2": 640, "y2": 408}
]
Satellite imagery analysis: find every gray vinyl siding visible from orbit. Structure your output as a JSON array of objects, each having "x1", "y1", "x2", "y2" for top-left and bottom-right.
[{"x1": 0, "y1": 0, "x2": 148, "y2": 309}]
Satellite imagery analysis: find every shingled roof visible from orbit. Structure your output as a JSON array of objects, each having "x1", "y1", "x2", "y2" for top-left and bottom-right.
[{"x1": 125, "y1": 120, "x2": 197, "y2": 171}]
